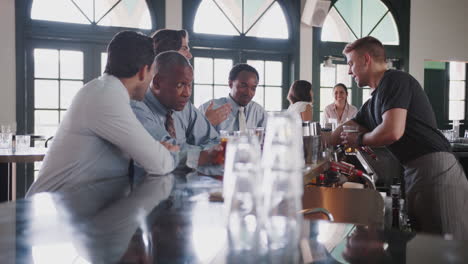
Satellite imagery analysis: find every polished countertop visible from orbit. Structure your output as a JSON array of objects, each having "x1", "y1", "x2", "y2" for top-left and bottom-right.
[{"x1": 1, "y1": 172, "x2": 467, "y2": 263}]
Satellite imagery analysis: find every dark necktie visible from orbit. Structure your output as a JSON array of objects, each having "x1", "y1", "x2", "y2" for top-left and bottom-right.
[{"x1": 165, "y1": 110, "x2": 176, "y2": 138}]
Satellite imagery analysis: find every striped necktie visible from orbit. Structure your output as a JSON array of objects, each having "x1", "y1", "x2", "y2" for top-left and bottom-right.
[{"x1": 165, "y1": 110, "x2": 176, "y2": 138}]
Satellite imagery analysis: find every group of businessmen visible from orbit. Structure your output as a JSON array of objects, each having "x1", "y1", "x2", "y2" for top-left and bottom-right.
[{"x1": 27, "y1": 29, "x2": 267, "y2": 196}]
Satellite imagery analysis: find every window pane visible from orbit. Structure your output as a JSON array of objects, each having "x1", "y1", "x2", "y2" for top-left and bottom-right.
[
  {"x1": 34, "y1": 49, "x2": 58, "y2": 79},
  {"x1": 320, "y1": 88, "x2": 334, "y2": 111},
  {"x1": 449, "y1": 100, "x2": 465, "y2": 120},
  {"x1": 194, "y1": 57, "x2": 213, "y2": 84},
  {"x1": 320, "y1": 64, "x2": 336, "y2": 87},
  {"x1": 73, "y1": 0, "x2": 93, "y2": 21},
  {"x1": 449, "y1": 81, "x2": 465, "y2": 100},
  {"x1": 97, "y1": 0, "x2": 152, "y2": 29},
  {"x1": 265, "y1": 61, "x2": 282, "y2": 85},
  {"x1": 247, "y1": 60, "x2": 264, "y2": 85},
  {"x1": 246, "y1": 2, "x2": 288, "y2": 39},
  {"x1": 252, "y1": 86, "x2": 265, "y2": 107},
  {"x1": 194, "y1": 0, "x2": 238, "y2": 36},
  {"x1": 214, "y1": 59, "x2": 233, "y2": 84},
  {"x1": 60, "y1": 50, "x2": 83, "y2": 79},
  {"x1": 35, "y1": 110, "x2": 59, "y2": 139},
  {"x1": 60, "y1": 81, "x2": 83, "y2": 109},
  {"x1": 347, "y1": 89, "x2": 353, "y2": 104},
  {"x1": 243, "y1": 0, "x2": 274, "y2": 32},
  {"x1": 336, "y1": 64, "x2": 351, "y2": 87},
  {"x1": 101, "y1": 53, "x2": 108, "y2": 74},
  {"x1": 35, "y1": 80, "x2": 59, "y2": 109},
  {"x1": 31, "y1": 0, "x2": 90, "y2": 24},
  {"x1": 213, "y1": 0, "x2": 242, "y2": 32},
  {"x1": 264, "y1": 86, "x2": 282, "y2": 111},
  {"x1": 362, "y1": 0, "x2": 388, "y2": 36},
  {"x1": 362, "y1": 89, "x2": 372, "y2": 104},
  {"x1": 321, "y1": 7, "x2": 357, "y2": 43},
  {"x1": 334, "y1": 0, "x2": 361, "y2": 37},
  {"x1": 60, "y1": 110, "x2": 68, "y2": 122},
  {"x1": 194, "y1": 85, "x2": 213, "y2": 108},
  {"x1": 450, "y1": 62, "x2": 466, "y2": 81},
  {"x1": 214, "y1": 85, "x2": 231, "y2": 99},
  {"x1": 369, "y1": 13, "x2": 399, "y2": 45}
]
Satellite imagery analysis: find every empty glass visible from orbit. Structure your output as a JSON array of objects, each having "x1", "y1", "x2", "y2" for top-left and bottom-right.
[
  {"x1": 0, "y1": 133, "x2": 12, "y2": 150},
  {"x1": 223, "y1": 134, "x2": 262, "y2": 252},
  {"x1": 16, "y1": 135, "x2": 31, "y2": 152},
  {"x1": 0, "y1": 124, "x2": 14, "y2": 150},
  {"x1": 261, "y1": 112, "x2": 303, "y2": 257}
]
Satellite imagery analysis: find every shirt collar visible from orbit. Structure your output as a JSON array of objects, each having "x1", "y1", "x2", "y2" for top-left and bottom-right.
[
  {"x1": 372, "y1": 69, "x2": 393, "y2": 96},
  {"x1": 227, "y1": 94, "x2": 249, "y2": 113},
  {"x1": 144, "y1": 89, "x2": 170, "y2": 116}
]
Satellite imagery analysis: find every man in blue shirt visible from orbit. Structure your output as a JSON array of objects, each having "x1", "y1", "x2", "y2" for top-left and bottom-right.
[
  {"x1": 199, "y1": 63, "x2": 268, "y2": 132},
  {"x1": 132, "y1": 51, "x2": 222, "y2": 178}
]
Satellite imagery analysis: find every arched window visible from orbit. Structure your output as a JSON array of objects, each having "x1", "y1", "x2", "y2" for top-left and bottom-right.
[
  {"x1": 193, "y1": 0, "x2": 288, "y2": 39},
  {"x1": 31, "y1": 0, "x2": 152, "y2": 29},
  {"x1": 321, "y1": 0, "x2": 399, "y2": 45},
  {"x1": 313, "y1": 0, "x2": 408, "y2": 122},
  {"x1": 185, "y1": 0, "x2": 298, "y2": 111}
]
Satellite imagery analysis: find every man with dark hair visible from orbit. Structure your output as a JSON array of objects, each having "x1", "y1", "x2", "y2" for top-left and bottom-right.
[
  {"x1": 332, "y1": 36, "x2": 468, "y2": 239},
  {"x1": 27, "y1": 31, "x2": 177, "y2": 196},
  {"x1": 151, "y1": 29, "x2": 192, "y2": 59},
  {"x1": 199, "y1": 63, "x2": 267, "y2": 132},
  {"x1": 131, "y1": 51, "x2": 221, "y2": 177}
]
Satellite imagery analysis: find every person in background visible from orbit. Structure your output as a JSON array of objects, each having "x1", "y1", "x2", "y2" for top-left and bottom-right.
[
  {"x1": 332, "y1": 36, "x2": 468, "y2": 240},
  {"x1": 131, "y1": 51, "x2": 221, "y2": 178},
  {"x1": 199, "y1": 63, "x2": 267, "y2": 132},
  {"x1": 26, "y1": 31, "x2": 177, "y2": 197},
  {"x1": 287, "y1": 80, "x2": 314, "y2": 122},
  {"x1": 151, "y1": 29, "x2": 193, "y2": 59},
  {"x1": 323, "y1": 83, "x2": 358, "y2": 125}
]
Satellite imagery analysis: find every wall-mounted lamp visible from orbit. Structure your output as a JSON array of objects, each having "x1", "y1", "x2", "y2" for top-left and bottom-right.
[{"x1": 323, "y1": 56, "x2": 345, "y2": 68}]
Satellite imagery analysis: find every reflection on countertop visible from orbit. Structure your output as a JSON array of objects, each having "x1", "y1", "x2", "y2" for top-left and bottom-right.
[{"x1": 0, "y1": 171, "x2": 467, "y2": 263}]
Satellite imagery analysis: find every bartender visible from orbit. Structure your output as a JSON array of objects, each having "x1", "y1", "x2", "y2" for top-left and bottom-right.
[{"x1": 331, "y1": 36, "x2": 468, "y2": 240}]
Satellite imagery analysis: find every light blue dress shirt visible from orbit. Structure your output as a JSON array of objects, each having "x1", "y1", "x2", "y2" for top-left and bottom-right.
[
  {"x1": 27, "y1": 75, "x2": 175, "y2": 196},
  {"x1": 131, "y1": 90, "x2": 221, "y2": 178},
  {"x1": 199, "y1": 96, "x2": 268, "y2": 132}
]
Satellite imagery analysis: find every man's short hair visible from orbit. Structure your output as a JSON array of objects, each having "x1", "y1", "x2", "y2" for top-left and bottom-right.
[
  {"x1": 154, "y1": 51, "x2": 192, "y2": 76},
  {"x1": 343, "y1": 36, "x2": 386, "y2": 63},
  {"x1": 151, "y1": 29, "x2": 188, "y2": 55},
  {"x1": 104, "y1": 31, "x2": 155, "y2": 78},
  {"x1": 229, "y1": 63, "x2": 259, "y2": 82}
]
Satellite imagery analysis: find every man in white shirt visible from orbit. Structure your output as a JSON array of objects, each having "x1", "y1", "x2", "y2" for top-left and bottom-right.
[
  {"x1": 199, "y1": 63, "x2": 267, "y2": 132},
  {"x1": 26, "y1": 31, "x2": 178, "y2": 197}
]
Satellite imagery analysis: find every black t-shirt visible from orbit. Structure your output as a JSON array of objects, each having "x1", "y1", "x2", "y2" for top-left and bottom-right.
[{"x1": 353, "y1": 70, "x2": 451, "y2": 164}]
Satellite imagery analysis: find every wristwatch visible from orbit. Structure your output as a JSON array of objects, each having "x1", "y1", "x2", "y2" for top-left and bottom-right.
[{"x1": 357, "y1": 132, "x2": 365, "y2": 147}]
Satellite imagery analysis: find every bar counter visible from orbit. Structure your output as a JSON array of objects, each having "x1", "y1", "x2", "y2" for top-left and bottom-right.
[{"x1": 1, "y1": 171, "x2": 467, "y2": 263}]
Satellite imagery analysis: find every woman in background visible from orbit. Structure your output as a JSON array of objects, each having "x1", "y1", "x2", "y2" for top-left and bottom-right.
[
  {"x1": 323, "y1": 83, "x2": 358, "y2": 125},
  {"x1": 287, "y1": 80, "x2": 313, "y2": 121}
]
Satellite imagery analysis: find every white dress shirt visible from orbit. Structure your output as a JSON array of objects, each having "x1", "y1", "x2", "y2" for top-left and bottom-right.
[
  {"x1": 26, "y1": 74, "x2": 175, "y2": 195},
  {"x1": 199, "y1": 96, "x2": 267, "y2": 132}
]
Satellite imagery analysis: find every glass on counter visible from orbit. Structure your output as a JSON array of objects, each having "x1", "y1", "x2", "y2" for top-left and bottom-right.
[{"x1": 343, "y1": 125, "x2": 359, "y2": 154}]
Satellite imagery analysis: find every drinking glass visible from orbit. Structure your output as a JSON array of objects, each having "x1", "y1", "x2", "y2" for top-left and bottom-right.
[
  {"x1": 342, "y1": 125, "x2": 359, "y2": 153},
  {"x1": 261, "y1": 112, "x2": 303, "y2": 256},
  {"x1": 16, "y1": 135, "x2": 31, "y2": 152},
  {"x1": 223, "y1": 134, "x2": 262, "y2": 251}
]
